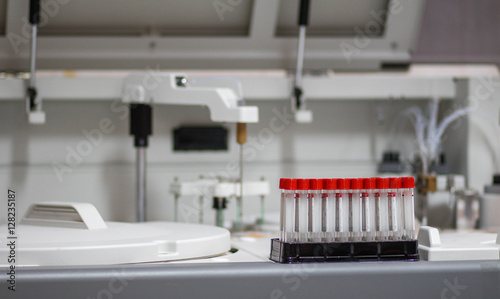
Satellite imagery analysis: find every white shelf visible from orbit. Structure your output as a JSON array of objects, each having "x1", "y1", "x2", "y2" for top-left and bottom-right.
[{"x1": 2, "y1": 65, "x2": 498, "y2": 102}]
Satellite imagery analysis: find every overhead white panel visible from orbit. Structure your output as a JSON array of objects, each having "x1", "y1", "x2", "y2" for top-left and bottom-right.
[
  {"x1": 276, "y1": 0, "x2": 390, "y2": 36},
  {"x1": 0, "y1": 0, "x2": 426, "y2": 71},
  {"x1": 37, "y1": 0, "x2": 253, "y2": 36}
]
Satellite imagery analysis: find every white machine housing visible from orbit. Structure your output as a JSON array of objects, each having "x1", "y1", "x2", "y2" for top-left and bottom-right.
[
  {"x1": 0, "y1": 202, "x2": 231, "y2": 266},
  {"x1": 122, "y1": 73, "x2": 258, "y2": 123}
]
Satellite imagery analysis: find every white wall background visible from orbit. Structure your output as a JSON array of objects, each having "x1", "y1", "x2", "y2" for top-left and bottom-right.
[{"x1": 467, "y1": 78, "x2": 500, "y2": 192}]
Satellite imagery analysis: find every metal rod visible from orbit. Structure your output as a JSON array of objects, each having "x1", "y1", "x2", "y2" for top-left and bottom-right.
[
  {"x1": 422, "y1": 193, "x2": 428, "y2": 226},
  {"x1": 136, "y1": 147, "x2": 146, "y2": 222},
  {"x1": 236, "y1": 144, "x2": 243, "y2": 231},
  {"x1": 215, "y1": 197, "x2": 224, "y2": 227},
  {"x1": 27, "y1": 24, "x2": 41, "y2": 114},
  {"x1": 293, "y1": 0, "x2": 309, "y2": 112},
  {"x1": 295, "y1": 26, "x2": 306, "y2": 89},
  {"x1": 130, "y1": 104, "x2": 151, "y2": 222},
  {"x1": 216, "y1": 208, "x2": 223, "y2": 227},
  {"x1": 29, "y1": 25, "x2": 37, "y2": 90},
  {"x1": 260, "y1": 196, "x2": 265, "y2": 226},
  {"x1": 199, "y1": 196, "x2": 204, "y2": 223},
  {"x1": 239, "y1": 145, "x2": 243, "y2": 199},
  {"x1": 174, "y1": 195, "x2": 179, "y2": 222},
  {"x1": 236, "y1": 123, "x2": 246, "y2": 232}
]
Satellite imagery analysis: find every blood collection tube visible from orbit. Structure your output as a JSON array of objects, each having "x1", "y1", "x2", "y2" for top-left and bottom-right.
[
  {"x1": 295, "y1": 179, "x2": 309, "y2": 243},
  {"x1": 361, "y1": 178, "x2": 376, "y2": 241},
  {"x1": 322, "y1": 178, "x2": 336, "y2": 242},
  {"x1": 348, "y1": 179, "x2": 362, "y2": 242},
  {"x1": 335, "y1": 178, "x2": 348, "y2": 242},
  {"x1": 402, "y1": 177, "x2": 416, "y2": 240},
  {"x1": 309, "y1": 179, "x2": 322, "y2": 242},
  {"x1": 375, "y1": 178, "x2": 389, "y2": 241},
  {"x1": 388, "y1": 177, "x2": 401, "y2": 240},
  {"x1": 279, "y1": 178, "x2": 296, "y2": 242},
  {"x1": 395, "y1": 177, "x2": 405, "y2": 240},
  {"x1": 279, "y1": 178, "x2": 286, "y2": 241},
  {"x1": 346, "y1": 178, "x2": 352, "y2": 241}
]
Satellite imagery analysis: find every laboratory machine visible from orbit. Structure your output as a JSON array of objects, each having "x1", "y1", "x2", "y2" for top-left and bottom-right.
[{"x1": 1, "y1": 0, "x2": 500, "y2": 298}]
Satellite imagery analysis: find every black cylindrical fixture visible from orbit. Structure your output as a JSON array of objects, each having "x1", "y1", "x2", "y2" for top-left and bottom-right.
[
  {"x1": 294, "y1": 87, "x2": 303, "y2": 109},
  {"x1": 130, "y1": 104, "x2": 152, "y2": 148},
  {"x1": 27, "y1": 87, "x2": 37, "y2": 110},
  {"x1": 439, "y1": 153, "x2": 446, "y2": 165},
  {"x1": 383, "y1": 151, "x2": 401, "y2": 162},
  {"x1": 212, "y1": 197, "x2": 228, "y2": 209},
  {"x1": 29, "y1": 0, "x2": 41, "y2": 25},
  {"x1": 298, "y1": 0, "x2": 310, "y2": 26}
]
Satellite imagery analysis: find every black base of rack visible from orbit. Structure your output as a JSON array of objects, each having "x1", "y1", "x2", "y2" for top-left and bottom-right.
[{"x1": 270, "y1": 238, "x2": 419, "y2": 263}]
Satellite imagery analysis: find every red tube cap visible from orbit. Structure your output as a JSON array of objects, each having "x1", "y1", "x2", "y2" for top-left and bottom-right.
[
  {"x1": 310, "y1": 179, "x2": 322, "y2": 190},
  {"x1": 370, "y1": 177, "x2": 377, "y2": 189},
  {"x1": 389, "y1": 177, "x2": 402, "y2": 189},
  {"x1": 337, "y1": 178, "x2": 347, "y2": 190},
  {"x1": 323, "y1": 178, "x2": 336, "y2": 190},
  {"x1": 376, "y1": 177, "x2": 389, "y2": 189},
  {"x1": 350, "y1": 178, "x2": 362, "y2": 190},
  {"x1": 403, "y1": 177, "x2": 415, "y2": 188},
  {"x1": 363, "y1": 178, "x2": 375, "y2": 189},
  {"x1": 346, "y1": 178, "x2": 353, "y2": 190},
  {"x1": 279, "y1": 178, "x2": 292, "y2": 190},
  {"x1": 297, "y1": 179, "x2": 310, "y2": 190}
]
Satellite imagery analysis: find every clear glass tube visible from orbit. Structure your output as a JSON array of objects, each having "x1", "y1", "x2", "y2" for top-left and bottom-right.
[
  {"x1": 361, "y1": 190, "x2": 373, "y2": 241},
  {"x1": 282, "y1": 190, "x2": 295, "y2": 242},
  {"x1": 388, "y1": 177, "x2": 404, "y2": 241},
  {"x1": 375, "y1": 189, "x2": 381, "y2": 240},
  {"x1": 321, "y1": 191, "x2": 328, "y2": 241},
  {"x1": 348, "y1": 190, "x2": 361, "y2": 242},
  {"x1": 309, "y1": 189, "x2": 321, "y2": 242},
  {"x1": 280, "y1": 178, "x2": 296, "y2": 243},
  {"x1": 388, "y1": 188, "x2": 398, "y2": 240},
  {"x1": 396, "y1": 186, "x2": 405, "y2": 240},
  {"x1": 294, "y1": 191, "x2": 299, "y2": 242},
  {"x1": 296, "y1": 190, "x2": 308, "y2": 242},
  {"x1": 326, "y1": 189, "x2": 336, "y2": 242},
  {"x1": 280, "y1": 189, "x2": 285, "y2": 241},
  {"x1": 369, "y1": 189, "x2": 376, "y2": 241},
  {"x1": 335, "y1": 190, "x2": 348, "y2": 242},
  {"x1": 375, "y1": 178, "x2": 389, "y2": 241},
  {"x1": 403, "y1": 183, "x2": 416, "y2": 240}
]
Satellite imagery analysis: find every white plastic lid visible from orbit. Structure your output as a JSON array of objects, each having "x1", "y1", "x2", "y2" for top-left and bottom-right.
[{"x1": 0, "y1": 202, "x2": 230, "y2": 266}]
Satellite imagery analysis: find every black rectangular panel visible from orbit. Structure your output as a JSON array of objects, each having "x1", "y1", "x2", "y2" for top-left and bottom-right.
[{"x1": 173, "y1": 126, "x2": 228, "y2": 151}]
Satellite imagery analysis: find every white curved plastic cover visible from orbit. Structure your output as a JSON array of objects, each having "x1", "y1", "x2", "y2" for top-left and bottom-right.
[
  {"x1": 21, "y1": 202, "x2": 107, "y2": 230},
  {"x1": 0, "y1": 202, "x2": 230, "y2": 267}
]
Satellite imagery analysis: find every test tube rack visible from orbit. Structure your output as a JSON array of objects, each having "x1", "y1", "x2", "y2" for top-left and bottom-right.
[{"x1": 270, "y1": 177, "x2": 419, "y2": 263}]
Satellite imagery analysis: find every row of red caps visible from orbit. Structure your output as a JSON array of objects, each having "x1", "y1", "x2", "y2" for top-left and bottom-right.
[{"x1": 279, "y1": 177, "x2": 415, "y2": 190}]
